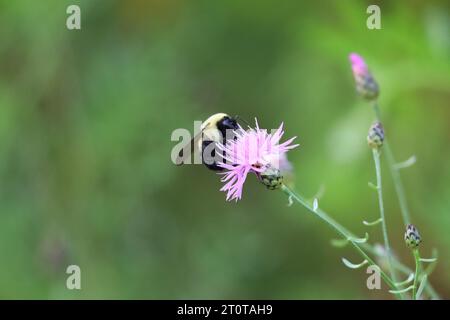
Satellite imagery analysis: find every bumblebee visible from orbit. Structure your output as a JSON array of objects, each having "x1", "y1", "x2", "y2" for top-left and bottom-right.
[{"x1": 176, "y1": 113, "x2": 239, "y2": 171}]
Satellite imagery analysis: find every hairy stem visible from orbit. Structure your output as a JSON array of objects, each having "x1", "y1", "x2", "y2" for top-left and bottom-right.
[
  {"x1": 372, "y1": 149, "x2": 399, "y2": 286},
  {"x1": 280, "y1": 184, "x2": 401, "y2": 298}
]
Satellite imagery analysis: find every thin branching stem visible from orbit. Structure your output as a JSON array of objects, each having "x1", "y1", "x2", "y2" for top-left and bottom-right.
[
  {"x1": 280, "y1": 184, "x2": 440, "y2": 299},
  {"x1": 412, "y1": 249, "x2": 421, "y2": 300},
  {"x1": 280, "y1": 184, "x2": 401, "y2": 298},
  {"x1": 372, "y1": 102, "x2": 411, "y2": 226},
  {"x1": 366, "y1": 244, "x2": 439, "y2": 299},
  {"x1": 372, "y1": 149, "x2": 399, "y2": 287},
  {"x1": 371, "y1": 101, "x2": 440, "y2": 299},
  {"x1": 279, "y1": 184, "x2": 440, "y2": 299}
]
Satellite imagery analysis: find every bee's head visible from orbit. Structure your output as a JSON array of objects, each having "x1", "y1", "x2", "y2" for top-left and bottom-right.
[
  {"x1": 216, "y1": 116, "x2": 239, "y2": 142},
  {"x1": 218, "y1": 116, "x2": 238, "y2": 131}
]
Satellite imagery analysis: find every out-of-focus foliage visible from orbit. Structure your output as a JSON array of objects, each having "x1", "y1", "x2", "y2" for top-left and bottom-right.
[{"x1": 0, "y1": 0, "x2": 449, "y2": 299}]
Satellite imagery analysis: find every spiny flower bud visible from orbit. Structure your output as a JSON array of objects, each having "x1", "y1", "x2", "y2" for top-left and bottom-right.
[
  {"x1": 349, "y1": 53, "x2": 379, "y2": 101},
  {"x1": 367, "y1": 121, "x2": 384, "y2": 149},
  {"x1": 405, "y1": 224, "x2": 421, "y2": 249},
  {"x1": 258, "y1": 165, "x2": 283, "y2": 190}
]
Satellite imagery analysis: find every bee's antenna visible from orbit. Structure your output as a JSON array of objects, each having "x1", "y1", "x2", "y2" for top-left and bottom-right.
[{"x1": 234, "y1": 115, "x2": 251, "y2": 128}]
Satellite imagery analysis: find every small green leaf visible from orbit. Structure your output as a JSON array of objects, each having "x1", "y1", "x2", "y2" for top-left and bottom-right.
[
  {"x1": 287, "y1": 195, "x2": 293, "y2": 207},
  {"x1": 419, "y1": 257, "x2": 437, "y2": 263},
  {"x1": 368, "y1": 182, "x2": 379, "y2": 190},
  {"x1": 395, "y1": 273, "x2": 414, "y2": 286},
  {"x1": 330, "y1": 238, "x2": 349, "y2": 248},
  {"x1": 424, "y1": 249, "x2": 439, "y2": 276},
  {"x1": 363, "y1": 218, "x2": 383, "y2": 226},
  {"x1": 350, "y1": 232, "x2": 369, "y2": 244},
  {"x1": 389, "y1": 285, "x2": 414, "y2": 294},
  {"x1": 341, "y1": 258, "x2": 368, "y2": 269},
  {"x1": 394, "y1": 155, "x2": 416, "y2": 170},
  {"x1": 313, "y1": 198, "x2": 319, "y2": 212}
]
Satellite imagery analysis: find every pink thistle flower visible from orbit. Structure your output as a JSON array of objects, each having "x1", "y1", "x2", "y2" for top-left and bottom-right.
[
  {"x1": 217, "y1": 120, "x2": 299, "y2": 201},
  {"x1": 349, "y1": 53, "x2": 379, "y2": 100}
]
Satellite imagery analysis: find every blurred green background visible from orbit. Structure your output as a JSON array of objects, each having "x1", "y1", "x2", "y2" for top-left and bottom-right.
[{"x1": 0, "y1": 0, "x2": 449, "y2": 299}]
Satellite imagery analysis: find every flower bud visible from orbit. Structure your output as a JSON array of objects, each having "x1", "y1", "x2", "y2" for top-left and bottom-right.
[
  {"x1": 367, "y1": 121, "x2": 384, "y2": 149},
  {"x1": 405, "y1": 224, "x2": 421, "y2": 249},
  {"x1": 349, "y1": 53, "x2": 379, "y2": 100},
  {"x1": 259, "y1": 165, "x2": 283, "y2": 190}
]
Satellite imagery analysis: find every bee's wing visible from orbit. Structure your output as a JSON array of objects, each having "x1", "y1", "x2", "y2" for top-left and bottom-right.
[{"x1": 175, "y1": 130, "x2": 203, "y2": 166}]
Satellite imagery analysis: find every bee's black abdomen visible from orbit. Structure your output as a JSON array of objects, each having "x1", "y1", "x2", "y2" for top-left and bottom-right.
[{"x1": 201, "y1": 140, "x2": 224, "y2": 171}]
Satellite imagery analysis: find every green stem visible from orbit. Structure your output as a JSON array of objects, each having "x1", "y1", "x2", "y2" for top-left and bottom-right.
[
  {"x1": 372, "y1": 149, "x2": 399, "y2": 286},
  {"x1": 412, "y1": 249, "x2": 421, "y2": 300},
  {"x1": 371, "y1": 101, "x2": 440, "y2": 299},
  {"x1": 384, "y1": 141, "x2": 411, "y2": 225},
  {"x1": 280, "y1": 184, "x2": 400, "y2": 298},
  {"x1": 372, "y1": 102, "x2": 411, "y2": 226},
  {"x1": 278, "y1": 185, "x2": 440, "y2": 299},
  {"x1": 366, "y1": 241, "x2": 439, "y2": 299}
]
